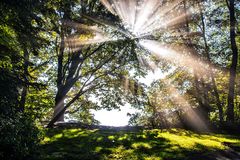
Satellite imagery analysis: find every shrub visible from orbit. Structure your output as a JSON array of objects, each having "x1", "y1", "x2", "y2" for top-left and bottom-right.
[{"x1": 0, "y1": 112, "x2": 42, "y2": 160}]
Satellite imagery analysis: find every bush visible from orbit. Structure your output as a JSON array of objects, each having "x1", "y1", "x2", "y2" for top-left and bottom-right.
[
  {"x1": 0, "y1": 113, "x2": 41, "y2": 160},
  {"x1": 0, "y1": 112, "x2": 42, "y2": 160},
  {"x1": 0, "y1": 67, "x2": 42, "y2": 159}
]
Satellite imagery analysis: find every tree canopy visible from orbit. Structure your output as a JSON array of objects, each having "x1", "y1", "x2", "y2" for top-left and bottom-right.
[{"x1": 0, "y1": 0, "x2": 239, "y2": 159}]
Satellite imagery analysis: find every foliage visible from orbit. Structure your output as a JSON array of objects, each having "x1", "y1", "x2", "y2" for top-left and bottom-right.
[
  {"x1": 0, "y1": 112, "x2": 42, "y2": 160},
  {"x1": 0, "y1": 61, "x2": 42, "y2": 160},
  {"x1": 127, "y1": 0, "x2": 240, "y2": 128},
  {"x1": 0, "y1": 0, "x2": 240, "y2": 158},
  {"x1": 0, "y1": 0, "x2": 55, "y2": 159}
]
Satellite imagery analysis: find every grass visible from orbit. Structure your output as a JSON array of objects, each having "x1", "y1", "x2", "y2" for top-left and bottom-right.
[{"x1": 36, "y1": 128, "x2": 240, "y2": 160}]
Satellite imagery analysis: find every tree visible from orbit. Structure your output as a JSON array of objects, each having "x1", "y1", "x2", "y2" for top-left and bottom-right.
[
  {"x1": 226, "y1": 0, "x2": 239, "y2": 123},
  {"x1": 198, "y1": 0, "x2": 224, "y2": 123},
  {"x1": 47, "y1": 0, "x2": 146, "y2": 127},
  {"x1": 0, "y1": 0, "x2": 53, "y2": 158}
]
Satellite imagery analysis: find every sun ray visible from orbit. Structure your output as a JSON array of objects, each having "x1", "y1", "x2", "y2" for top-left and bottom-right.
[
  {"x1": 68, "y1": 0, "x2": 199, "y2": 50},
  {"x1": 139, "y1": 39, "x2": 213, "y2": 76},
  {"x1": 64, "y1": 24, "x2": 121, "y2": 51},
  {"x1": 133, "y1": 0, "x2": 162, "y2": 35},
  {"x1": 62, "y1": 20, "x2": 103, "y2": 33},
  {"x1": 65, "y1": 1, "x2": 209, "y2": 130},
  {"x1": 139, "y1": 0, "x2": 184, "y2": 35},
  {"x1": 160, "y1": 78, "x2": 210, "y2": 131},
  {"x1": 100, "y1": 0, "x2": 117, "y2": 15},
  {"x1": 65, "y1": 32, "x2": 111, "y2": 50},
  {"x1": 99, "y1": 0, "x2": 193, "y2": 37}
]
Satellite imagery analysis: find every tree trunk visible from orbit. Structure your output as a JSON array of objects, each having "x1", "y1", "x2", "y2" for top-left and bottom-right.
[
  {"x1": 193, "y1": 73, "x2": 210, "y2": 122},
  {"x1": 212, "y1": 78, "x2": 224, "y2": 123},
  {"x1": 19, "y1": 48, "x2": 29, "y2": 112},
  {"x1": 50, "y1": 3, "x2": 85, "y2": 126},
  {"x1": 198, "y1": 1, "x2": 223, "y2": 123},
  {"x1": 226, "y1": 0, "x2": 238, "y2": 123},
  {"x1": 53, "y1": 26, "x2": 65, "y2": 123},
  {"x1": 53, "y1": 92, "x2": 65, "y2": 122}
]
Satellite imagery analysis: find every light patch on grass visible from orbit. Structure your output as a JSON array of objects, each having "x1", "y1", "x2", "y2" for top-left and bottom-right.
[
  {"x1": 159, "y1": 132, "x2": 222, "y2": 150},
  {"x1": 43, "y1": 133, "x2": 63, "y2": 142},
  {"x1": 96, "y1": 136, "x2": 103, "y2": 142},
  {"x1": 118, "y1": 134, "x2": 129, "y2": 141},
  {"x1": 108, "y1": 135, "x2": 115, "y2": 141},
  {"x1": 137, "y1": 134, "x2": 147, "y2": 139},
  {"x1": 131, "y1": 142, "x2": 152, "y2": 149},
  {"x1": 95, "y1": 146, "x2": 103, "y2": 152},
  {"x1": 41, "y1": 137, "x2": 51, "y2": 144},
  {"x1": 202, "y1": 134, "x2": 240, "y2": 144},
  {"x1": 108, "y1": 146, "x2": 135, "y2": 160},
  {"x1": 144, "y1": 156, "x2": 162, "y2": 160},
  {"x1": 54, "y1": 133, "x2": 63, "y2": 138},
  {"x1": 155, "y1": 130, "x2": 240, "y2": 151}
]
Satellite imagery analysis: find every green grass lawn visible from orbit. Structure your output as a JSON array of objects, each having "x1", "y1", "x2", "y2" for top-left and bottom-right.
[{"x1": 37, "y1": 128, "x2": 240, "y2": 160}]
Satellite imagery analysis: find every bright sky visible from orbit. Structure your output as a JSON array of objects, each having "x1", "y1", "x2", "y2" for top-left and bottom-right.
[
  {"x1": 92, "y1": 69, "x2": 165, "y2": 126},
  {"x1": 91, "y1": 104, "x2": 137, "y2": 126}
]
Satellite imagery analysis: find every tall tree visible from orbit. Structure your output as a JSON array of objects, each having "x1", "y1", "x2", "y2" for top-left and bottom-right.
[
  {"x1": 198, "y1": 0, "x2": 224, "y2": 123},
  {"x1": 226, "y1": 0, "x2": 239, "y2": 122},
  {"x1": 0, "y1": 0, "x2": 54, "y2": 158},
  {"x1": 47, "y1": 0, "x2": 144, "y2": 127},
  {"x1": 183, "y1": 0, "x2": 211, "y2": 121}
]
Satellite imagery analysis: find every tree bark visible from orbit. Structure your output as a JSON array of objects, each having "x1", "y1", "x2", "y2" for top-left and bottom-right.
[
  {"x1": 198, "y1": 0, "x2": 223, "y2": 123},
  {"x1": 193, "y1": 72, "x2": 210, "y2": 121},
  {"x1": 19, "y1": 48, "x2": 29, "y2": 112},
  {"x1": 226, "y1": 0, "x2": 238, "y2": 123},
  {"x1": 47, "y1": 48, "x2": 121, "y2": 128},
  {"x1": 53, "y1": 26, "x2": 65, "y2": 122},
  {"x1": 54, "y1": 92, "x2": 65, "y2": 121}
]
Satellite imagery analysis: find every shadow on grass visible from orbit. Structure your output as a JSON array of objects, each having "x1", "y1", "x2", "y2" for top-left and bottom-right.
[{"x1": 35, "y1": 128, "x2": 240, "y2": 160}]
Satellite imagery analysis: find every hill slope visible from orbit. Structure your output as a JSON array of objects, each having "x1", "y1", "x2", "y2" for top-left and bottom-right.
[{"x1": 37, "y1": 128, "x2": 240, "y2": 160}]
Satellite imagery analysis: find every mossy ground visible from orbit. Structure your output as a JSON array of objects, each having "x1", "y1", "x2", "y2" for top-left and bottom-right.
[{"x1": 37, "y1": 128, "x2": 240, "y2": 160}]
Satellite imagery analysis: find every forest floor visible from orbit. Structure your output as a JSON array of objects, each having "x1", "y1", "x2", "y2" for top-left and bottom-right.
[{"x1": 36, "y1": 128, "x2": 240, "y2": 160}]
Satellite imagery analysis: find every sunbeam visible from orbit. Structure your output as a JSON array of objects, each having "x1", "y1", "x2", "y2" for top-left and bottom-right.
[
  {"x1": 66, "y1": 0, "x2": 199, "y2": 52},
  {"x1": 65, "y1": 31, "x2": 112, "y2": 50},
  {"x1": 64, "y1": 23, "x2": 120, "y2": 51},
  {"x1": 140, "y1": 0, "x2": 184, "y2": 33},
  {"x1": 160, "y1": 78, "x2": 209, "y2": 132},
  {"x1": 64, "y1": 0, "x2": 210, "y2": 130},
  {"x1": 100, "y1": 0, "x2": 195, "y2": 36},
  {"x1": 139, "y1": 39, "x2": 213, "y2": 75}
]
